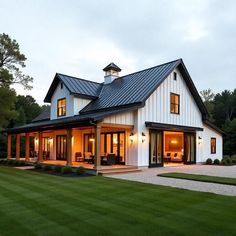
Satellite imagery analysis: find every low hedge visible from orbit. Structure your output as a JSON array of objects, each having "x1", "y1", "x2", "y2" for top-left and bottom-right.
[
  {"x1": 61, "y1": 166, "x2": 73, "y2": 174},
  {"x1": 54, "y1": 165, "x2": 62, "y2": 173},
  {"x1": 76, "y1": 166, "x2": 86, "y2": 176}
]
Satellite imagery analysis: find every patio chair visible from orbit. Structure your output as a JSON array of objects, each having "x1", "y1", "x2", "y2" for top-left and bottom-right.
[
  {"x1": 75, "y1": 152, "x2": 84, "y2": 162},
  {"x1": 84, "y1": 152, "x2": 94, "y2": 163},
  {"x1": 107, "y1": 154, "x2": 116, "y2": 165}
]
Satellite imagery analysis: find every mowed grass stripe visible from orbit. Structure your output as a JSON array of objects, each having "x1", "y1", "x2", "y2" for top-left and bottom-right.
[
  {"x1": 158, "y1": 172, "x2": 236, "y2": 186},
  {"x1": 0, "y1": 167, "x2": 235, "y2": 236}
]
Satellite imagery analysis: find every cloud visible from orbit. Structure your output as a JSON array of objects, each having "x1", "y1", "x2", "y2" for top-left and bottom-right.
[{"x1": 1, "y1": 0, "x2": 236, "y2": 104}]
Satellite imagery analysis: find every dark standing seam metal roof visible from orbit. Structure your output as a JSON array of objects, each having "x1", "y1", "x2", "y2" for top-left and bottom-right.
[
  {"x1": 80, "y1": 59, "x2": 181, "y2": 114},
  {"x1": 32, "y1": 106, "x2": 50, "y2": 122},
  {"x1": 8, "y1": 58, "x2": 211, "y2": 134},
  {"x1": 44, "y1": 73, "x2": 103, "y2": 102}
]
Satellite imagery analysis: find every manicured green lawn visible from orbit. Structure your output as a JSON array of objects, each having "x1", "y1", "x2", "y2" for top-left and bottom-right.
[
  {"x1": 0, "y1": 167, "x2": 236, "y2": 236},
  {"x1": 158, "y1": 172, "x2": 236, "y2": 186}
]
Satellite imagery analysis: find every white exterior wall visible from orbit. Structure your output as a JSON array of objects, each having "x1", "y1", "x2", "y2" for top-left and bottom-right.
[
  {"x1": 134, "y1": 69, "x2": 203, "y2": 167},
  {"x1": 50, "y1": 82, "x2": 91, "y2": 119},
  {"x1": 102, "y1": 111, "x2": 134, "y2": 125},
  {"x1": 197, "y1": 125, "x2": 223, "y2": 162}
]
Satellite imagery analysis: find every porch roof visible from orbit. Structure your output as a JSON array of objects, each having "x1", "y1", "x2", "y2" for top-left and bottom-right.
[
  {"x1": 7, "y1": 107, "x2": 136, "y2": 134},
  {"x1": 145, "y1": 122, "x2": 204, "y2": 132}
]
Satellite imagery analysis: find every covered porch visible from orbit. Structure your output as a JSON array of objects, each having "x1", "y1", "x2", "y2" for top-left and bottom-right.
[{"x1": 7, "y1": 122, "x2": 135, "y2": 173}]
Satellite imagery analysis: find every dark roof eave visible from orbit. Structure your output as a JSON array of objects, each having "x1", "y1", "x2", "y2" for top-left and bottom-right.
[
  {"x1": 203, "y1": 119, "x2": 225, "y2": 135},
  {"x1": 145, "y1": 122, "x2": 204, "y2": 132},
  {"x1": 7, "y1": 118, "x2": 96, "y2": 134}
]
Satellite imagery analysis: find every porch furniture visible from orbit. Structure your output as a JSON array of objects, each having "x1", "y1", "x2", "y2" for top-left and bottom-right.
[
  {"x1": 164, "y1": 156, "x2": 171, "y2": 164},
  {"x1": 75, "y1": 152, "x2": 84, "y2": 162},
  {"x1": 43, "y1": 151, "x2": 50, "y2": 160},
  {"x1": 101, "y1": 154, "x2": 108, "y2": 165},
  {"x1": 107, "y1": 154, "x2": 116, "y2": 165},
  {"x1": 84, "y1": 152, "x2": 94, "y2": 163}
]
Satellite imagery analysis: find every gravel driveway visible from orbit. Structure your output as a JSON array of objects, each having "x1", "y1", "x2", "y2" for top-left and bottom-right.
[{"x1": 108, "y1": 165, "x2": 236, "y2": 196}]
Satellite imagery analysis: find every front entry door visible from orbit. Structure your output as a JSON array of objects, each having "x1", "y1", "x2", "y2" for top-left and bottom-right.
[
  {"x1": 149, "y1": 130, "x2": 163, "y2": 167},
  {"x1": 184, "y1": 133, "x2": 196, "y2": 164}
]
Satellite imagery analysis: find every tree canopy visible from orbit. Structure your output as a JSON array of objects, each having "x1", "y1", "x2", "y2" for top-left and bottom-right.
[{"x1": 0, "y1": 33, "x2": 33, "y2": 89}]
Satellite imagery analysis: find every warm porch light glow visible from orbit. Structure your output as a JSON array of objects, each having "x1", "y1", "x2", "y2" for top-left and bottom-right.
[
  {"x1": 49, "y1": 137, "x2": 53, "y2": 144},
  {"x1": 113, "y1": 138, "x2": 118, "y2": 144},
  {"x1": 35, "y1": 137, "x2": 38, "y2": 143},
  {"x1": 171, "y1": 139, "x2": 178, "y2": 144},
  {"x1": 142, "y1": 132, "x2": 146, "y2": 143},
  {"x1": 129, "y1": 132, "x2": 134, "y2": 143},
  {"x1": 89, "y1": 137, "x2": 95, "y2": 142}
]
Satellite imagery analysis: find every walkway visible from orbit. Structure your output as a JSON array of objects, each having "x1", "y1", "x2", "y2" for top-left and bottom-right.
[{"x1": 108, "y1": 165, "x2": 236, "y2": 196}]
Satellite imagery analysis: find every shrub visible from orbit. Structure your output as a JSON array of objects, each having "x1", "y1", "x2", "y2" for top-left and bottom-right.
[
  {"x1": 8, "y1": 159, "x2": 16, "y2": 166},
  {"x1": 54, "y1": 165, "x2": 62, "y2": 173},
  {"x1": 62, "y1": 166, "x2": 73, "y2": 174},
  {"x1": 231, "y1": 154, "x2": 236, "y2": 159},
  {"x1": 43, "y1": 165, "x2": 52, "y2": 171},
  {"x1": 1, "y1": 159, "x2": 8, "y2": 165},
  {"x1": 34, "y1": 163, "x2": 42, "y2": 169},
  {"x1": 223, "y1": 155, "x2": 230, "y2": 159},
  {"x1": 213, "y1": 159, "x2": 220, "y2": 165},
  {"x1": 76, "y1": 166, "x2": 85, "y2": 176},
  {"x1": 225, "y1": 158, "x2": 232, "y2": 165},
  {"x1": 206, "y1": 158, "x2": 212, "y2": 165},
  {"x1": 15, "y1": 161, "x2": 26, "y2": 166}
]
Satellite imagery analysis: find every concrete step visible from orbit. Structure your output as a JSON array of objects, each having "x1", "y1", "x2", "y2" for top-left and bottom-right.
[{"x1": 99, "y1": 168, "x2": 141, "y2": 176}]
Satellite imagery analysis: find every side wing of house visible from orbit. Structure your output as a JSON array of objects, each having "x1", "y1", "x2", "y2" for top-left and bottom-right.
[{"x1": 50, "y1": 81, "x2": 91, "y2": 120}]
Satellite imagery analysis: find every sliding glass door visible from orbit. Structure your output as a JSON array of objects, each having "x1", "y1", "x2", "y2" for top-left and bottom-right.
[
  {"x1": 149, "y1": 130, "x2": 163, "y2": 167},
  {"x1": 184, "y1": 133, "x2": 196, "y2": 164}
]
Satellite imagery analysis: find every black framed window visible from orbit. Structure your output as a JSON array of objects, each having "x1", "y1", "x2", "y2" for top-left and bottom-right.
[
  {"x1": 173, "y1": 72, "x2": 177, "y2": 80},
  {"x1": 57, "y1": 98, "x2": 66, "y2": 117},
  {"x1": 170, "y1": 93, "x2": 180, "y2": 114},
  {"x1": 211, "y1": 138, "x2": 216, "y2": 154},
  {"x1": 56, "y1": 135, "x2": 67, "y2": 160}
]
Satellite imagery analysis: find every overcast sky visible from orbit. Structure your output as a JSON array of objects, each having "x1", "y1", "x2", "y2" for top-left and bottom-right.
[{"x1": 1, "y1": 0, "x2": 236, "y2": 104}]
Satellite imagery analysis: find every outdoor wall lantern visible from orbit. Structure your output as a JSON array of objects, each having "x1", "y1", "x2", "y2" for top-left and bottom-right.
[
  {"x1": 129, "y1": 132, "x2": 134, "y2": 143},
  {"x1": 142, "y1": 132, "x2": 146, "y2": 143},
  {"x1": 198, "y1": 136, "x2": 202, "y2": 144}
]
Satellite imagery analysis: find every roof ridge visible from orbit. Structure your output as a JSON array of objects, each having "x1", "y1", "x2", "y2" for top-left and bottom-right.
[
  {"x1": 57, "y1": 72, "x2": 102, "y2": 85},
  {"x1": 108, "y1": 58, "x2": 182, "y2": 84}
]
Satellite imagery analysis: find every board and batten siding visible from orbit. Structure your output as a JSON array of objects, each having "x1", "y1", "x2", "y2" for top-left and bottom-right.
[
  {"x1": 140, "y1": 69, "x2": 203, "y2": 129},
  {"x1": 102, "y1": 111, "x2": 134, "y2": 125},
  {"x1": 132, "y1": 69, "x2": 203, "y2": 166},
  {"x1": 50, "y1": 82, "x2": 92, "y2": 119}
]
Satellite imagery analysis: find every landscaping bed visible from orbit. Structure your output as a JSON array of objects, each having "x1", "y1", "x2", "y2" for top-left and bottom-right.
[
  {"x1": 0, "y1": 159, "x2": 89, "y2": 177},
  {"x1": 158, "y1": 172, "x2": 236, "y2": 186}
]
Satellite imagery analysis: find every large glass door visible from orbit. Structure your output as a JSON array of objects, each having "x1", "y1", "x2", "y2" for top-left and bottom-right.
[
  {"x1": 149, "y1": 130, "x2": 163, "y2": 167},
  {"x1": 56, "y1": 135, "x2": 67, "y2": 160},
  {"x1": 184, "y1": 133, "x2": 196, "y2": 164}
]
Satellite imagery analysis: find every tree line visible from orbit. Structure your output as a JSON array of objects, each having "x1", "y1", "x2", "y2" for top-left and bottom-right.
[
  {"x1": 0, "y1": 33, "x2": 235, "y2": 157},
  {"x1": 200, "y1": 89, "x2": 236, "y2": 155},
  {"x1": 0, "y1": 33, "x2": 47, "y2": 157}
]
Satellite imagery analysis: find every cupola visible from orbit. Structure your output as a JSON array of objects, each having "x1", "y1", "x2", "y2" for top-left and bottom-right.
[{"x1": 103, "y1": 62, "x2": 121, "y2": 84}]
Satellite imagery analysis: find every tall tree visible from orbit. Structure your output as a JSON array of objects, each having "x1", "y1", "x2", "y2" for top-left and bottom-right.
[
  {"x1": 0, "y1": 87, "x2": 17, "y2": 131},
  {"x1": 0, "y1": 33, "x2": 33, "y2": 89},
  {"x1": 200, "y1": 89, "x2": 215, "y2": 120},
  {"x1": 212, "y1": 90, "x2": 235, "y2": 127},
  {"x1": 14, "y1": 95, "x2": 42, "y2": 125}
]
